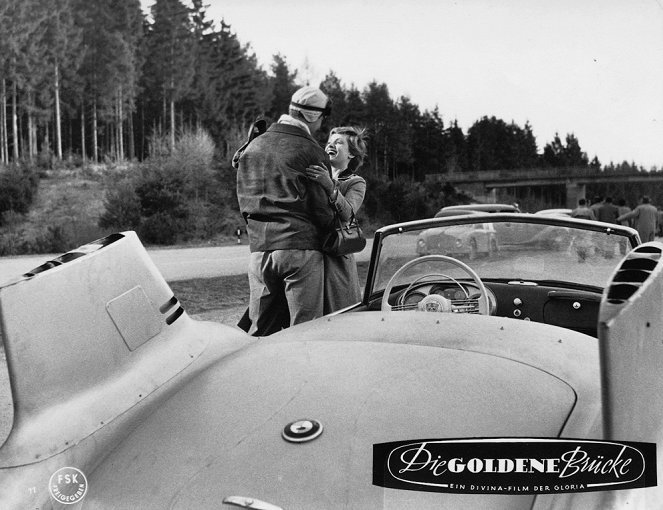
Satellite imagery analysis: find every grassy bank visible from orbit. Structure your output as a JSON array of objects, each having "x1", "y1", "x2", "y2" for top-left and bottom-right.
[
  {"x1": 0, "y1": 166, "x2": 243, "y2": 256},
  {"x1": 0, "y1": 169, "x2": 112, "y2": 255}
]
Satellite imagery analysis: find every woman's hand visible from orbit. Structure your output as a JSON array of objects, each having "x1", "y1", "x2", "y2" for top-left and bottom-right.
[{"x1": 306, "y1": 164, "x2": 335, "y2": 196}]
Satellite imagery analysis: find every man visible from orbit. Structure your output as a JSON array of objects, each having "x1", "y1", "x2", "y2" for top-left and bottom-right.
[
  {"x1": 616, "y1": 198, "x2": 633, "y2": 255},
  {"x1": 595, "y1": 197, "x2": 620, "y2": 258},
  {"x1": 617, "y1": 195, "x2": 659, "y2": 242},
  {"x1": 589, "y1": 195, "x2": 603, "y2": 217},
  {"x1": 616, "y1": 198, "x2": 632, "y2": 228},
  {"x1": 236, "y1": 86, "x2": 336, "y2": 336},
  {"x1": 571, "y1": 198, "x2": 596, "y2": 220},
  {"x1": 596, "y1": 196, "x2": 619, "y2": 224},
  {"x1": 571, "y1": 198, "x2": 595, "y2": 262}
]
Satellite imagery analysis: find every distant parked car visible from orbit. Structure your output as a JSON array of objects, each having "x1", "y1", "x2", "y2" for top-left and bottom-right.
[
  {"x1": 421, "y1": 204, "x2": 518, "y2": 258},
  {"x1": 535, "y1": 208, "x2": 573, "y2": 217},
  {"x1": 416, "y1": 221, "x2": 498, "y2": 259},
  {"x1": 434, "y1": 203, "x2": 521, "y2": 217},
  {"x1": 433, "y1": 209, "x2": 482, "y2": 218}
]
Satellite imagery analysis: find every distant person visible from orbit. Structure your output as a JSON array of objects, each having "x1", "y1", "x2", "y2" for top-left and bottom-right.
[
  {"x1": 571, "y1": 198, "x2": 596, "y2": 220},
  {"x1": 571, "y1": 198, "x2": 595, "y2": 262},
  {"x1": 596, "y1": 197, "x2": 620, "y2": 258},
  {"x1": 617, "y1": 196, "x2": 658, "y2": 242},
  {"x1": 616, "y1": 198, "x2": 632, "y2": 228},
  {"x1": 235, "y1": 85, "x2": 335, "y2": 336},
  {"x1": 589, "y1": 195, "x2": 603, "y2": 217},
  {"x1": 306, "y1": 126, "x2": 369, "y2": 313},
  {"x1": 596, "y1": 196, "x2": 619, "y2": 224},
  {"x1": 616, "y1": 199, "x2": 633, "y2": 255}
]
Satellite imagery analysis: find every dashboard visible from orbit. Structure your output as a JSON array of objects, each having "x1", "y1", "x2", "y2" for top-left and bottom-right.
[
  {"x1": 369, "y1": 279, "x2": 600, "y2": 337},
  {"x1": 393, "y1": 281, "x2": 498, "y2": 315}
]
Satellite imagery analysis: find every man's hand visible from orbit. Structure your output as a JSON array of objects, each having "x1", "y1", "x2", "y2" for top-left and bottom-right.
[{"x1": 306, "y1": 164, "x2": 335, "y2": 197}]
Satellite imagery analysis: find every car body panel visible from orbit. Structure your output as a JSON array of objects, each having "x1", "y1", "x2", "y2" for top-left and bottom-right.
[
  {"x1": 596, "y1": 242, "x2": 663, "y2": 509},
  {"x1": 535, "y1": 208, "x2": 573, "y2": 217},
  {"x1": 433, "y1": 209, "x2": 482, "y2": 218},
  {"x1": 83, "y1": 311, "x2": 594, "y2": 509},
  {"x1": 0, "y1": 217, "x2": 661, "y2": 509},
  {"x1": 436, "y1": 203, "x2": 521, "y2": 216}
]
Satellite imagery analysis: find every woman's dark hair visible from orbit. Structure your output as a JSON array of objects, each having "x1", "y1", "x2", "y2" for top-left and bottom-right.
[{"x1": 330, "y1": 126, "x2": 368, "y2": 172}]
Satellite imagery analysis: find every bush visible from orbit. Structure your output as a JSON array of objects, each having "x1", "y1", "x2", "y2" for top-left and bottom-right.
[
  {"x1": 0, "y1": 163, "x2": 40, "y2": 223},
  {"x1": 138, "y1": 211, "x2": 181, "y2": 245},
  {"x1": 172, "y1": 129, "x2": 216, "y2": 201},
  {"x1": 135, "y1": 166, "x2": 188, "y2": 219},
  {"x1": 359, "y1": 174, "x2": 475, "y2": 226},
  {"x1": 0, "y1": 231, "x2": 26, "y2": 256},
  {"x1": 361, "y1": 176, "x2": 428, "y2": 224},
  {"x1": 32, "y1": 224, "x2": 71, "y2": 253},
  {"x1": 119, "y1": 127, "x2": 225, "y2": 244},
  {"x1": 98, "y1": 179, "x2": 141, "y2": 230}
]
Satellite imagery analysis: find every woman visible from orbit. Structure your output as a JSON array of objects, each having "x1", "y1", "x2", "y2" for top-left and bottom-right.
[{"x1": 306, "y1": 126, "x2": 368, "y2": 314}]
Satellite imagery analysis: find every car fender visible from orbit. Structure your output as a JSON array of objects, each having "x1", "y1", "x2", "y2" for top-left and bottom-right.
[{"x1": 0, "y1": 232, "x2": 253, "y2": 508}]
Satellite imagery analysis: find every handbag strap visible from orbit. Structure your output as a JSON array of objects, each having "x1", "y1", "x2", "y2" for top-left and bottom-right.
[{"x1": 337, "y1": 212, "x2": 359, "y2": 232}]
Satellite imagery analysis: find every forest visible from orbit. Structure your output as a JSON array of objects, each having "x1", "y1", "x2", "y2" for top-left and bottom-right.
[{"x1": 0, "y1": 0, "x2": 661, "y2": 253}]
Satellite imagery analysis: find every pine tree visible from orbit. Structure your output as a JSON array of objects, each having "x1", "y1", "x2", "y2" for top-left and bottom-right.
[
  {"x1": 393, "y1": 96, "x2": 418, "y2": 179},
  {"x1": 267, "y1": 54, "x2": 297, "y2": 121},
  {"x1": 542, "y1": 132, "x2": 589, "y2": 168},
  {"x1": 144, "y1": 0, "x2": 195, "y2": 149},
  {"x1": 344, "y1": 86, "x2": 365, "y2": 126},
  {"x1": 0, "y1": 1, "x2": 13, "y2": 162},
  {"x1": 414, "y1": 107, "x2": 446, "y2": 178},
  {"x1": 319, "y1": 71, "x2": 347, "y2": 126},
  {"x1": 444, "y1": 120, "x2": 468, "y2": 173},
  {"x1": 467, "y1": 116, "x2": 539, "y2": 171},
  {"x1": 363, "y1": 81, "x2": 395, "y2": 177},
  {"x1": 1, "y1": 0, "x2": 47, "y2": 161},
  {"x1": 191, "y1": 20, "x2": 270, "y2": 147},
  {"x1": 76, "y1": 0, "x2": 143, "y2": 162},
  {"x1": 42, "y1": 0, "x2": 82, "y2": 160}
]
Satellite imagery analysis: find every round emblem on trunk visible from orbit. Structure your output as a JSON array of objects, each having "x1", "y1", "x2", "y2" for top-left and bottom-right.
[{"x1": 282, "y1": 419, "x2": 323, "y2": 443}]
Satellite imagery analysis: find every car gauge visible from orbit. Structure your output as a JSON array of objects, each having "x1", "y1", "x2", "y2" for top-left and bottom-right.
[
  {"x1": 453, "y1": 288, "x2": 467, "y2": 300},
  {"x1": 403, "y1": 291, "x2": 426, "y2": 306}
]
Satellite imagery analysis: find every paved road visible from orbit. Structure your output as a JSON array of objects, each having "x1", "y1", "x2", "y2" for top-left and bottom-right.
[{"x1": 0, "y1": 239, "x2": 374, "y2": 285}]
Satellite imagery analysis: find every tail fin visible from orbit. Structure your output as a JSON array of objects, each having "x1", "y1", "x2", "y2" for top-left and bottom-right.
[
  {"x1": 598, "y1": 241, "x2": 663, "y2": 507},
  {"x1": 0, "y1": 231, "x2": 203, "y2": 465}
]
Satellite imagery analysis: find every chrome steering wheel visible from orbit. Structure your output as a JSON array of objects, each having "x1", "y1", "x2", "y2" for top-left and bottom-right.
[{"x1": 380, "y1": 255, "x2": 490, "y2": 314}]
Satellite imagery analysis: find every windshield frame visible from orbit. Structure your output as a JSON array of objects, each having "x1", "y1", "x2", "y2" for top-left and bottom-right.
[{"x1": 362, "y1": 213, "x2": 640, "y2": 303}]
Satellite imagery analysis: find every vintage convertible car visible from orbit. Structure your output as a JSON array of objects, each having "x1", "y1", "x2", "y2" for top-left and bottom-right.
[
  {"x1": 417, "y1": 203, "x2": 520, "y2": 258},
  {"x1": 416, "y1": 219, "x2": 498, "y2": 259},
  {"x1": 434, "y1": 203, "x2": 521, "y2": 216},
  {"x1": 0, "y1": 213, "x2": 661, "y2": 509},
  {"x1": 534, "y1": 208, "x2": 573, "y2": 217}
]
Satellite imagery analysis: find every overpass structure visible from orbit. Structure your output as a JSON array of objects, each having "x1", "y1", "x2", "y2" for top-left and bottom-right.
[{"x1": 426, "y1": 167, "x2": 663, "y2": 208}]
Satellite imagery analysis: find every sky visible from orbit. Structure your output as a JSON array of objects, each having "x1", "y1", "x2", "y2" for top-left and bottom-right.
[{"x1": 143, "y1": 0, "x2": 663, "y2": 169}]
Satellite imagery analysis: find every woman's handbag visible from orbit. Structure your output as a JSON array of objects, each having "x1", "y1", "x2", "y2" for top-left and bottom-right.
[{"x1": 322, "y1": 213, "x2": 367, "y2": 256}]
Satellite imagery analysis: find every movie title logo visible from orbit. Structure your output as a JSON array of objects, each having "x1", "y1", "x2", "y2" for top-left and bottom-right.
[{"x1": 373, "y1": 438, "x2": 656, "y2": 494}]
